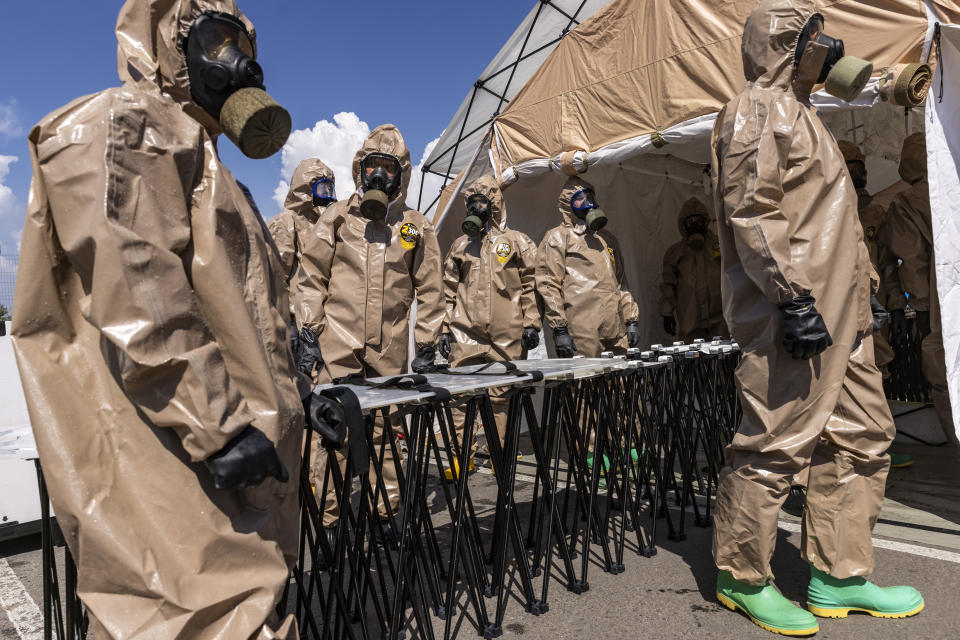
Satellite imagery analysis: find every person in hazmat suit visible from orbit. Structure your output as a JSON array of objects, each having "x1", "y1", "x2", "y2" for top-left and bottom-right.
[
  {"x1": 836, "y1": 141, "x2": 903, "y2": 376},
  {"x1": 437, "y1": 175, "x2": 541, "y2": 477},
  {"x1": 882, "y1": 133, "x2": 958, "y2": 447},
  {"x1": 9, "y1": 1, "x2": 333, "y2": 637},
  {"x1": 268, "y1": 158, "x2": 336, "y2": 378},
  {"x1": 536, "y1": 176, "x2": 640, "y2": 358},
  {"x1": 296, "y1": 124, "x2": 444, "y2": 543},
  {"x1": 710, "y1": 2, "x2": 924, "y2": 635},
  {"x1": 659, "y1": 197, "x2": 728, "y2": 343}
]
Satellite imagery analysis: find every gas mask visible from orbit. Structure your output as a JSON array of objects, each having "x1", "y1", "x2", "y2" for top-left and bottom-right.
[
  {"x1": 846, "y1": 161, "x2": 868, "y2": 191},
  {"x1": 570, "y1": 188, "x2": 608, "y2": 232},
  {"x1": 185, "y1": 12, "x2": 291, "y2": 158},
  {"x1": 795, "y1": 14, "x2": 872, "y2": 102},
  {"x1": 312, "y1": 178, "x2": 337, "y2": 208},
  {"x1": 462, "y1": 194, "x2": 492, "y2": 237},
  {"x1": 359, "y1": 152, "x2": 402, "y2": 220},
  {"x1": 684, "y1": 215, "x2": 708, "y2": 240}
]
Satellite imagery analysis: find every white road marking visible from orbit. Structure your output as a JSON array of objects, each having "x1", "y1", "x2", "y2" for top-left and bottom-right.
[
  {"x1": 777, "y1": 520, "x2": 960, "y2": 565},
  {"x1": 0, "y1": 557, "x2": 43, "y2": 640}
]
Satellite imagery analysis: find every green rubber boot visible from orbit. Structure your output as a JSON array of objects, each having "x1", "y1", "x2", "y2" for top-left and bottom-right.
[
  {"x1": 806, "y1": 566, "x2": 924, "y2": 619},
  {"x1": 890, "y1": 452, "x2": 915, "y2": 468},
  {"x1": 717, "y1": 571, "x2": 819, "y2": 636},
  {"x1": 585, "y1": 453, "x2": 610, "y2": 472}
]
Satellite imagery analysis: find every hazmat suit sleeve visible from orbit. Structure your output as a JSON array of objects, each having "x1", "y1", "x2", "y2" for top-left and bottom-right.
[
  {"x1": 295, "y1": 212, "x2": 336, "y2": 334},
  {"x1": 32, "y1": 101, "x2": 253, "y2": 461},
  {"x1": 659, "y1": 244, "x2": 680, "y2": 317},
  {"x1": 517, "y1": 234, "x2": 542, "y2": 330},
  {"x1": 611, "y1": 235, "x2": 640, "y2": 323},
  {"x1": 714, "y1": 102, "x2": 814, "y2": 305},
  {"x1": 883, "y1": 199, "x2": 931, "y2": 310},
  {"x1": 441, "y1": 242, "x2": 462, "y2": 334},
  {"x1": 536, "y1": 231, "x2": 569, "y2": 329},
  {"x1": 266, "y1": 212, "x2": 296, "y2": 281},
  {"x1": 413, "y1": 219, "x2": 445, "y2": 348}
]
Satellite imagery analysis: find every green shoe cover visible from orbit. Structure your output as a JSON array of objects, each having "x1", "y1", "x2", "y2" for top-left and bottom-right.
[
  {"x1": 630, "y1": 448, "x2": 639, "y2": 464},
  {"x1": 807, "y1": 566, "x2": 924, "y2": 618},
  {"x1": 716, "y1": 571, "x2": 819, "y2": 636},
  {"x1": 890, "y1": 452, "x2": 915, "y2": 468}
]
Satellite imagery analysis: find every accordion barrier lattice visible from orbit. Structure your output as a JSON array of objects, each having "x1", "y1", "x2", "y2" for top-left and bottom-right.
[{"x1": 35, "y1": 341, "x2": 750, "y2": 639}]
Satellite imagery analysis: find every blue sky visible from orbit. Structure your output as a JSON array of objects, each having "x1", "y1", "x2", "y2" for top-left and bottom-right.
[{"x1": 0, "y1": 0, "x2": 532, "y2": 269}]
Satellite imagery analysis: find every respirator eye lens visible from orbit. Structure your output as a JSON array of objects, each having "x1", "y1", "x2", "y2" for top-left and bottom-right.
[
  {"x1": 362, "y1": 153, "x2": 401, "y2": 179},
  {"x1": 312, "y1": 178, "x2": 336, "y2": 200},
  {"x1": 192, "y1": 14, "x2": 255, "y2": 59},
  {"x1": 570, "y1": 188, "x2": 598, "y2": 212}
]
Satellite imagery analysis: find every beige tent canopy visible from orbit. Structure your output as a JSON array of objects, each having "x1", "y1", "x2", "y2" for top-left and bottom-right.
[{"x1": 431, "y1": 0, "x2": 960, "y2": 437}]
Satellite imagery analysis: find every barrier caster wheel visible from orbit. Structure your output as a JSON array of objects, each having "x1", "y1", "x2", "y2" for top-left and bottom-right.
[
  {"x1": 668, "y1": 531, "x2": 686, "y2": 542},
  {"x1": 482, "y1": 623, "x2": 503, "y2": 639},
  {"x1": 608, "y1": 562, "x2": 625, "y2": 574},
  {"x1": 529, "y1": 600, "x2": 549, "y2": 615},
  {"x1": 484, "y1": 585, "x2": 499, "y2": 598},
  {"x1": 695, "y1": 516, "x2": 711, "y2": 528},
  {"x1": 569, "y1": 580, "x2": 590, "y2": 594},
  {"x1": 642, "y1": 545, "x2": 658, "y2": 558}
]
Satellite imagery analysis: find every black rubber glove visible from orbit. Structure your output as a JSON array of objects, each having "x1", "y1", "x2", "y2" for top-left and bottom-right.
[
  {"x1": 522, "y1": 327, "x2": 540, "y2": 350},
  {"x1": 411, "y1": 345, "x2": 436, "y2": 373},
  {"x1": 915, "y1": 310, "x2": 931, "y2": 337},
  {"x1": 305, "y1": 393, "x2": 346, "y2": 448},
  {"x1": 869, "y1": 296, "x2": 889, "y2": 332},
  {"x1": 889, "y1": 308, "x2": 906, "y2": 338},
  {"x1": 437, "y1": 333, "x2": 453, "y2": 359},
  {"x1": 296, "y1": 327, "x2": 322, "y2": 377},
  {"x1": 662, "y1": 315, "x2": 677, "y2": 337},
  {"x1": 204, "y1": 426, "x2": 288, "y2": 490},
  {"x1": 553, "y1": 326, "x2": 576, "y2": 358},
  {"x1": 626, "y1": 321, "x2": 641, "y2": 348},
  {"x1": 780, "y1": 295, "x2": 833, "y2": 360}
]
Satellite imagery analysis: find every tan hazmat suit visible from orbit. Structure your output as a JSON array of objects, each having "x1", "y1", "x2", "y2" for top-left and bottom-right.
[
  {"x1": 536, "y1": 176, "x2": 639, "y2": 357},
  {"x1": 267, "y1": 157, "x2": 335, "y2": 312},
  {"x1": 837, "y1": 140, "x2": 903, "y2": 372},
  {"x1": 296, "y1": 124, "x2": 445, "y2": 525},
  {"x1": 710, "y1": 0, "x2": 895, "y2": 586},
  {"x1": 659, "y1": 197, "x2": 727, "y2": 342},
  {"x1": 10, "y1": 1, "x2": 301, "y2": 637},
  {"x1": 443, "y1": 175, "x2": 540, "y2": 454},
  {"x1": 883, "y1": 133, "x2": 957, "y2": 445}
]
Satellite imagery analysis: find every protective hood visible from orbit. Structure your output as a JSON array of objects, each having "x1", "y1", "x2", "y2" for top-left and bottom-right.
[
  {"x1": 116, "y1": 0, "x2": 256, "y2": 136},
  {"x1": 462, "y1": 175, "x2": 506, "y2": 230},
  {"x1": 742, "y1": 0, "x2": 814, "y2": 91},
  {"x1": 678, "y1": 197, "x2": 709, "y2": 238},
  {"x1": 837, "y1": 140, "x2": 865, "y2": 166},
  {"x1": 558, "y1": 175, "x2": 597, "y2": 228},
  {"x1": 898, "y1": 132, "x2": 927, "y2": 184},
  {"x1": 284, "y1": 157, "x2": 335, "y2": 220},
  {"x1": 352, "y1": 124, "x2": 412, "y2": 206}
]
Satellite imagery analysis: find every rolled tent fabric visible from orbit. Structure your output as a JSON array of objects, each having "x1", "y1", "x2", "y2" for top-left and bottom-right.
[
  {"x1": 10, "y1": 0, "x2": 302, "y2": 638},
  {"x1": 880, "y1": 63, "x2": 933, "y2": 107}
]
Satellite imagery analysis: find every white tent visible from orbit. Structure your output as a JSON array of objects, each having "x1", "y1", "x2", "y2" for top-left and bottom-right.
[
  {"x1": 428, "y1": 1, "x2": 960, "y2": 440},
  {"x1": 417, "y1": 0, "x2": 613, "y2": 212}
]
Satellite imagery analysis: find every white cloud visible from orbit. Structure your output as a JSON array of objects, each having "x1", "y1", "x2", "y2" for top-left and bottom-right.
[
  {"x1": 407, "y1": 136, "x2": 447, "y2": 219},
  {"x1": 273, "y1": 112, "x2": 371, "y2": 210},
  {"x1": 0, "y1": 101, "x2": 23, "y2": 139},
  {"x1": 11, "y1": 228, "x2": 22, "y2": 250},
  {"x1": 0, "y1": 155, "x2": 20, "y2": 220}
]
